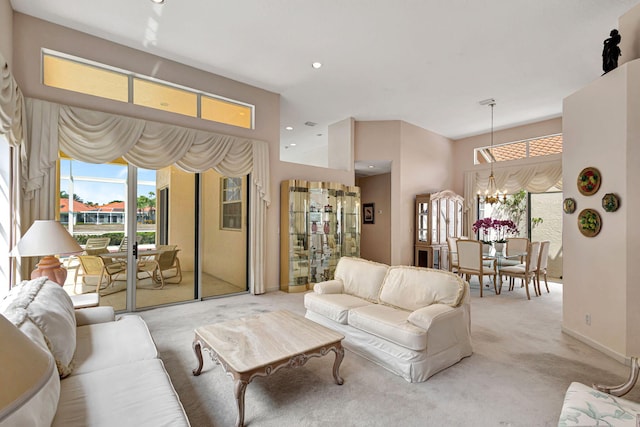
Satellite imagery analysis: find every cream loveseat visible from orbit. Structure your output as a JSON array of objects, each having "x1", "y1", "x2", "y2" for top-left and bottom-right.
[
  {"x1": 0, "y1": 277, "x2": 190, "y2": 427},
  {"x1": 304, "y1": 257, "x2": 472, "y2": 382}
]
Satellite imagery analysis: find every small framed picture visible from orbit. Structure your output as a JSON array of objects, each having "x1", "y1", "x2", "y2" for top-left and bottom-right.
[
  {"x1": 363, "y1": 203, "x2": 375, "y2": 224},
  {"x1": 563, "y1": 198, "x2": 576, "y2": 214}
]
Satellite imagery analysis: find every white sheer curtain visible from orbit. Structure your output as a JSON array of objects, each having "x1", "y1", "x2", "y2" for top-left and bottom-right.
[
  {"x1": 0, "y1": 52, "x2": 26, "y2": 283},
  {"x1": 26, "y1": 98, "x2": 271, "y2": 294},
  {"x1": 463, "y1": 156, "x2": 563, "y2": 236}
]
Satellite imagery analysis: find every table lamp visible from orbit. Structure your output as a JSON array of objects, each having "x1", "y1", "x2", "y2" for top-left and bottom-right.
[{"x1": 10, "y1": 220, "x2": 82, "y2": 286}]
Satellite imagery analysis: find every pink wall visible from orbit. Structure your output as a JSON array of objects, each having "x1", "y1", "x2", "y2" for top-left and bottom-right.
[
  {"x1": 11, "y1": 13, "x2": 353, "y2": 292},
  {"x1": 399, "y1": 121, "x2": 454, "y2": 264},
  {"x1": 562, "y1": 59, "x2": 640, "y2": 360},
  {"x1": 620, "y1": 3, "x2": 640, "y2": 67},
  {"x1": 354, "y1": 120, "x2": 455, "y2": 265},
  {"x1": 0, "y1": 0, "x2": 12, "y2": 65},
  {"x1": 356, "y1": 173, "x2": 391, "y2": 264}
]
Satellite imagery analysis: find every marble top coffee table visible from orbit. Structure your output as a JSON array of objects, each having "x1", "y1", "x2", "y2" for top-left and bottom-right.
[{"x1": 192, "y1": 310, "x2": 345, "y2": 427}]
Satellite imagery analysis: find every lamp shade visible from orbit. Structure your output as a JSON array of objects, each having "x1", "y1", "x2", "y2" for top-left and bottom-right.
[
  {"x1": 9, "y1": 220, "x2": 83, "y2": 286},
  {"x1": 0, "y1": 315, "x2": 59, "y2": 426},
  {"x1": 10, "y1": 220, "x2": 82, "y2": 257}
]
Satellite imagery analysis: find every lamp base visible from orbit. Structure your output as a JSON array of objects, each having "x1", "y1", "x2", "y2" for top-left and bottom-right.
[{"x1": 31, "y1": 255, "x2": 67, "y2": 287}]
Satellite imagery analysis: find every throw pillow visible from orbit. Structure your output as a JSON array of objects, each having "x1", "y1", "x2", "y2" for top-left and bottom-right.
[{"x1": 1, "y1": 278, "x2": 76, "y2": 377}]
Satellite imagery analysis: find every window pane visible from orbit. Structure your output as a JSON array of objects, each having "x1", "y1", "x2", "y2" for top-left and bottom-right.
[
  {"x1": 201, "y1": 95, "x2": 253, "y2": 129},
  {"x1": 133, "y1": 78, "x2": 197, "y2": 117},
  {"x1": 43, "y1": 54, "x2": 128, "y2": 102},
  {"x1": 492, "y1": 142, "x2": 527, "y2": 162},
  {"x1": 529, "y1": 135, "x2": 563, "y2": 157}
]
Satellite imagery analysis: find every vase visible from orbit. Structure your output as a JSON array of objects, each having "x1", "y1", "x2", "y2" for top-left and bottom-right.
[
  {"x1": 494, "y1": 242, "x2": 505, "y2": 254},
  {"x1": 323, "y1": 221, "x2": 330, "y2": 234},
  {"x1": 311, "y1": 221, "x2": 317, "y2": 233}
]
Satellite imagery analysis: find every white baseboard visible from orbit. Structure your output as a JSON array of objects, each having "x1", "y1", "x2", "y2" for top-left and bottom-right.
[{"x1": 561, "y1": 326, "x2": 631, "y2": 366}]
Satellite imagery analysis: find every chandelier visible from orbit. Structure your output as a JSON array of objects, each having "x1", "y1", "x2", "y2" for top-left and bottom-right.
[{"x1": 480, "y1": 98, "x2": 506, "y2": 205}]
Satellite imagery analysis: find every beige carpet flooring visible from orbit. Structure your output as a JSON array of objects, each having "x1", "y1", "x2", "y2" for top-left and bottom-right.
[{"x1": 136, "y1": 281, "x2": 640, "y2": 427}]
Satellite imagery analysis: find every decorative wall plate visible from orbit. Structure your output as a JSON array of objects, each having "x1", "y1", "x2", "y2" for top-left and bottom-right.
[
  {"x1": 577, "y1": 167, "x2": 601, "y2": 196},
  {"x1": 578, "y1": 208, "x2": 601, "y2": 237},
  {"x1": 563, "y1": 198, "x2": 576, "y2": 214},
  {"x1": 601, "y1": 193, "x2": 620, "y2": 212}
]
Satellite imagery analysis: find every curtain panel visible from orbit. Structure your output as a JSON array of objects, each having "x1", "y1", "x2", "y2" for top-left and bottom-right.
[
  {"x1": 0, "y1": 52, "x2": 26, "y2": 283},
  {"x1": 463, "y1": 157, "x2": 562, "y2": 237},
  {"x1": 26, "y1": 98, "x2": 271, "y2": 294}
]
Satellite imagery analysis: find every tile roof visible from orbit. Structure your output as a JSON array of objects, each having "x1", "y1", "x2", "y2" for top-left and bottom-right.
[{"x1": 476, "y1": 134, "x2": 562, "y2": 164}]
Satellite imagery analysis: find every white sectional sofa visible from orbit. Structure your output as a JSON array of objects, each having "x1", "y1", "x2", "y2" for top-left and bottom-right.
[
  {"x1": 304, "y1": 257, "x2": 473, "y2": 382},
  {"x1": 0, "y1": 277, "x2": 190, "y2": 427}
]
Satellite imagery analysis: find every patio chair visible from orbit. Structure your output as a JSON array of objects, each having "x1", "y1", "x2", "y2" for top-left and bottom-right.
[
  {"x1": 76, "y1": 254, "x2": 127, "y2": 294},
  {"x1": 152, "y1": 245, "x2": 182, "y2": 286},
  {"x1": 72, "y1": 237, "x2": 112, "y2": 291},
  {"x1": 456, "y1": 239, "x2": 497, "y2": 297}
]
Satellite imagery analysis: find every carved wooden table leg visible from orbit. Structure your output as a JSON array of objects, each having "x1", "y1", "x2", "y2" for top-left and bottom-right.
[
  {"x1": 192, "y1": 340, "x2": 204, "y2": 376},
  {"x1": 332, "y1": 343, "x2": 345, "y2": 385},
  {"x1": 234, "y1": 378, "x2": 249, "y2": 427}
]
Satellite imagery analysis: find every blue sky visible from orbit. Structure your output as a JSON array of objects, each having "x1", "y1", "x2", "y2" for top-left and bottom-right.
[{"x1": 60, "y1": 160, "x2": 156, "y2": 205}]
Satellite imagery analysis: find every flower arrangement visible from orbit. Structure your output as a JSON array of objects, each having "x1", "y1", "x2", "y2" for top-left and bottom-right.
[{"x1": 472, "y1": 218, "x2": 519, "y2": 243}]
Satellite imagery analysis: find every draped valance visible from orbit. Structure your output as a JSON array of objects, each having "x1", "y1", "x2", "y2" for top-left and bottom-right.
[
  {"x1": 463, "y1": 156, "x2": 562, "y2": 236},
  {"x1": 25, "y1": 98, "x2": 271, "y2": 294}
]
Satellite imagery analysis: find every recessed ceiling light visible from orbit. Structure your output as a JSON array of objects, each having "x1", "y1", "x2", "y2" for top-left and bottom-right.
[
  {"x1": 368, "y1": 165, "x2": 375, "y2": 169},
  {"x1": 151, "y1": 0, "x2": 165, "y2": 3},
  {"x1": 285, "y1": 126, "x2": 294, "y2": 131},
  {"x1": 290, "y1": 143, "x2": 297, "y2": 146},
  {"x1": 311, "y1": 62, "x2": 322, "y2": 69}
]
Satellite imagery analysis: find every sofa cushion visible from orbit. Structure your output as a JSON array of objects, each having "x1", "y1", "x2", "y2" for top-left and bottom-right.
[
  {"x1": 0, "y1": 278, "x2": 76, "y2": 377},
  {"x1": 53, "y1": 359, "x2": 190, "y2": 427},
  {"x1": 379, "y1": 267, "x2": 466, "y2": 311},
  {"x1": 334, "y1": 257, "x2": 389, "y2": 302},
  {"x1": 558, "y1": 381, "x2": 640, "y2": 426},
  {"x1": 304, "y1": 292, "x2": 372, "y2": 324},
  {"x1": 348, "y1": 304, "x2": 427, "y2": 351},
  {"x1": 72, "y1": 315, "x2": 158, "y2": 375}
]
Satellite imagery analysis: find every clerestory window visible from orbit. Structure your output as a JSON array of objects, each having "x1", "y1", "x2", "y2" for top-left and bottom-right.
[{"x1": 42, "y1": 49, "x2": 254, "y2": 129}]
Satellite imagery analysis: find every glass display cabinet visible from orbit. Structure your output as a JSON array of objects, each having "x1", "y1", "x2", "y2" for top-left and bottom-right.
[
  {"x1": 280, "y1": 180, "x2": 360, "y2": 292},
  {"x1": 414, "y1": 190, "x2": 464, "y2": 269}
]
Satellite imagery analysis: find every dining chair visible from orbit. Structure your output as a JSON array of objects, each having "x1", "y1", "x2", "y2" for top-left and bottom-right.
[
  {"x1": 536, "y1": 240, "x2": 551, "y2": 295},
  {"x1": 456, "y1": 239, "x2": 497, "y2": 297},
  {"x1": 503, "y1": 237, "x2": 529, "y2": 265},
  {"x1": 447, "y1": 237, "x2": 460, "y2": 273},
  {"x1": 500, "y1": 241, "x2": 541, "y2": 300},
  {"x1": 447, "y1": 236, "x2": 469, "y2": 274},
  {"x1": 152, "y1": 244, "x2": 182, "y2": 286}
]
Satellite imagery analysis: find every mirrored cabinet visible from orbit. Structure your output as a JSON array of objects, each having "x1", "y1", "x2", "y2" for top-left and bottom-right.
[
  {"x1": 280, "y1": 180, "x2": 361, "y2": 292},
  {"x1": 414, "y1": 190, "x2": 463, "y2": 269}
]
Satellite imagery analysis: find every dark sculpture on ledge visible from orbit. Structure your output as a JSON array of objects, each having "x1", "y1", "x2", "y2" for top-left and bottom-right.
[{"x1": 602, "y1": 29, "x2": 621, "y2": 75}]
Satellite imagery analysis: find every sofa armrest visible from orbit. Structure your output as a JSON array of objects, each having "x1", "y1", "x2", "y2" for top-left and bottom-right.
[
  {"x1": 75, "y1": 306, "x2": 115, "y2": 326},
  {"x1": 313, "y1": 280, "x2": 344, "y2": 294},
  {"x1": 407, "y1": 304, "x2": 455, "y2": 331}
]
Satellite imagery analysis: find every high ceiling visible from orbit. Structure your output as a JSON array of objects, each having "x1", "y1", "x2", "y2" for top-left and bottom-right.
[{"x1": 10, "y1": 0, "x2": 640, "y2": 167}]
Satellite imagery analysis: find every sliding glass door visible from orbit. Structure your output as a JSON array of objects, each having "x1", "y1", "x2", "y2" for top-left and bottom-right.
[
  {"x1": 201, "y1": 170, "x2": 248, "y2": 298},
  {"x1": 135, "y1": 165, "x2": 197, "y2": 309},
  {"x1": 60, "y1": 157, "x2": 248, "y2": 310}
]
